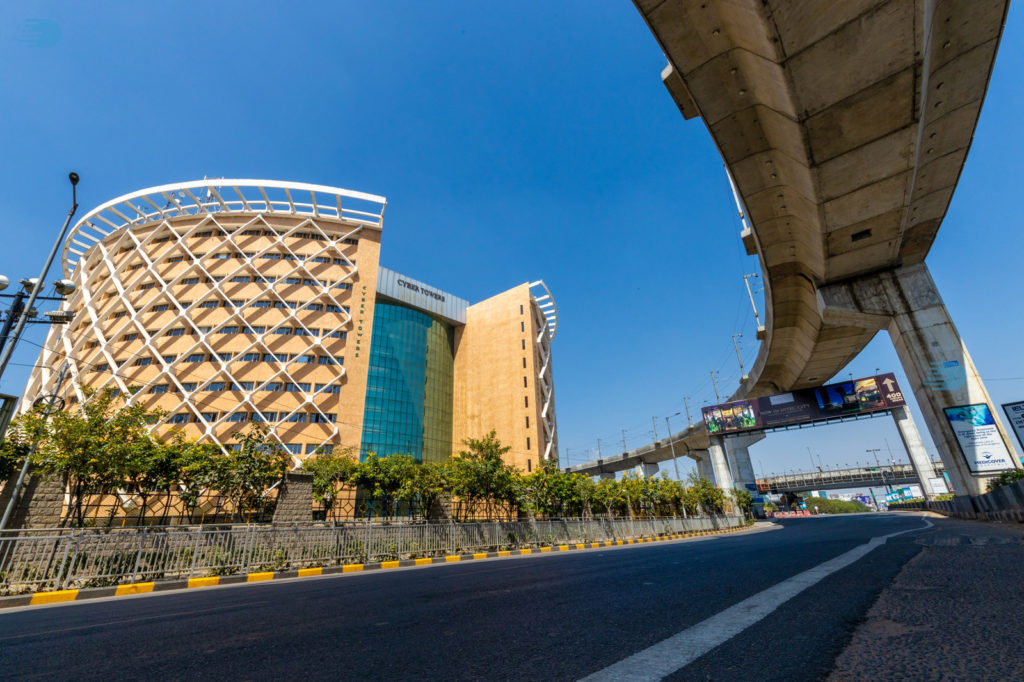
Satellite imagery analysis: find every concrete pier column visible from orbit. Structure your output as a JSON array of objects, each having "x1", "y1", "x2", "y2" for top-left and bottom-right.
[
  {"x1": 891, "y1": 406, "x2": 940, "y2": 498},
  {"x1": 598, "y1": 472, "x2": 615, "y2": 480},
  {"x1": 819, "y1": 263, "x2": 1021, "y2": 496},
  {"x1": 707, "y1": 437, "x2": 735, "y2": 491},
  {"x1": 725, "y1": 432, "x2": 764, "y2": 492},
  {"x1": 692, "y1": 450, "x2": 716, "y2": 485},
  {"x1": 637, "y1": 461, "x2": 659, "y2": 479}
]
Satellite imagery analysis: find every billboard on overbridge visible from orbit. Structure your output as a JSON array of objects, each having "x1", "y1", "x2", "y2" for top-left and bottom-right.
[{"x1": 702, "y1": 373, "x2": 906, "y2": 436}]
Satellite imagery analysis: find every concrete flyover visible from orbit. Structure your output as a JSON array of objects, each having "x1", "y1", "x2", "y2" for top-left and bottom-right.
[{"x1": 567, "y1": 1, "x2": 1020, "y2": 496}]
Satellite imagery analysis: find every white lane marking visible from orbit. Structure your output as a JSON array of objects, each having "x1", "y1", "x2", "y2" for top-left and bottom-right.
[{"x1": 580, "y1": 518, "x2": 933, "y2": 682}]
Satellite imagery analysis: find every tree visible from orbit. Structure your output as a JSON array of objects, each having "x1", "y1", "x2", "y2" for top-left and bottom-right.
[
  {"x1": 302, "y1": 448, "x2": 358, "y2": 520},
  {"x1": 352, "y1": 453, "x2": 419, "y2": 519},
  {"x1": 451, "y1": 432, "x2": 518, "y2": 520},
  {"x1": 172, "y1": 439, "x2": 221, "y2": 523},
  {"x1": 30, "y1": 388, "x2": 160, "y2": 526},
  {"x1": 216, "y1": 423, "x2": 291, "y2": 522},
  {"x1": 731, "y1": 488, "x2": 754, "y2": 518},
  {"x1": 686, "y1": 472, "x2": 725, "y2": 515}
]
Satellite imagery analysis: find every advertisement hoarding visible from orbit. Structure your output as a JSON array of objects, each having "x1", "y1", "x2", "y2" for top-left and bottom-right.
[
  {"x1": 1001, "y1": 400, "x2": 1024, "y2": 452},
  {"x1": 943, "y1": 404, "x2": 1015, "y2": 475},
  {"x1": 702, "y1": 373, "x2": 906, "y2": 435}
]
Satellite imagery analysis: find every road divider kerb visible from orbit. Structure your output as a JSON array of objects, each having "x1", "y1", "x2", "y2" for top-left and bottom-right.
[{"x1": 3, "y1": 524, "x2": 750, "y2": 609}]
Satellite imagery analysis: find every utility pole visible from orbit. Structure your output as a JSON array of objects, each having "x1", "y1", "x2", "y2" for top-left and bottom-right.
[
  {"x1": 1, "y1": 363, "x2": 69, "y2": 530},
  {"x1": 651, "y1": 417, "x2": 659, "y2": 442},
  {"x1": 710, "y1": 370, "x2": 721, "y2": 402},
  {"x1": 596, "y1": 439, "x2": 602, "y2": 457},
  {"x1": 683, "y1": 397, "x2": 692, "y2": 426},
  {"x1": 666, "y1": 415, "x2": 681, "y2": 481},
  {"x1": 742, "y1": 273, "x2": 764, "y2": 335},
  {"x1": 732, "y1": 333, "x2": 746, "y2": 381},
  {"x1": 621, "y1": 430, "x2": 628, "y2": 452}
]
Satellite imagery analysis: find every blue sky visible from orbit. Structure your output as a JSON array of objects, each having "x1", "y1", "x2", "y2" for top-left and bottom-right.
[{"x1": 1, "y1": 2, "x2": 1021, "y2": 483}]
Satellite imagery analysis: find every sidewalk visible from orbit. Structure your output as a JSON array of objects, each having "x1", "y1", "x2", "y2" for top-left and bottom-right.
[{"x1": 829, "y1": 514, "x2": 1024, "y2": 680}]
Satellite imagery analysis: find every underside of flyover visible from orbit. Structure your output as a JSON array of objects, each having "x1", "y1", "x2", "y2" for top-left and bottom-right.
[{"x1": 568, "y1": 1, "x2": 1017, "y2": 496}]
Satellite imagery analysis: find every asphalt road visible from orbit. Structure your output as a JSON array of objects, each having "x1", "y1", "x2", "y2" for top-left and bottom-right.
[{"x1": 0, "y1": 514, "x2": 937, "y2": 680}]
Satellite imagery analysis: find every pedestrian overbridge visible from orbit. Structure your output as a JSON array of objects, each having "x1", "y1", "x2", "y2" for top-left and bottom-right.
[
  {"x1": 759, "y1": 462, "x2": 946, "y2": 495},
  {"x1": 566, "y1": 1, "x2": 1021, "y2": 497}
]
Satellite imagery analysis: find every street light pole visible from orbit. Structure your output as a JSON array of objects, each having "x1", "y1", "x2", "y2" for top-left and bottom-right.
[
  {"x1": 0, "y1": 362, "x2": 69, "y2": 530},
  {"x1": 683, "y1": 397, "x2": 692, "y2": 426},
  {"x1": 0, "y1": 172, "x2": 79, "y2": 385},
  {"x1": 710, "y1": 370, "x2": 721, "y2": 402}
]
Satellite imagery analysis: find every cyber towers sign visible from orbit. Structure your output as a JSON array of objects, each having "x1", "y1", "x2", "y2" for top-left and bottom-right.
[{"x1": 703, "y1": 373, "x2": 907, "y2": 436}]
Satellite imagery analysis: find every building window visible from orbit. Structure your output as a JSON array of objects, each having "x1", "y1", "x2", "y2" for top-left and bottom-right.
[
  {"x1": 284, "y1": 444, "x2": 302, "y2": 455},
  {"x1": 525, "y1": 416, "x2": 530, "y2": 428},
  {"x1": 343, "y1": 237, "x2": 358, "y2": 245},
  {"x1": 252, "y1": 300, "x2": 271, "y2": 308},
  {"x1": 181, "y1": 277, "x2": 200, "y2": 285},
  {"x1": 168, "y1": 413, "x2": 189, "y2": 424},
  {"x1": 199, "y1": 300, "x2": 218, "y2": 309},
  {"x1": 527, "y1": 459, "x2": 532, "y2": 472},
  {"x1": 521, "y1": 321, "x2": 525, "y2": 333},
  {"x1": 520, "y1": 305, "x2": 524, "y2": 315},
  {"x1": 525, "y1": 396, "x2": 529, "y2": 408},
  {"x1": 261, "y1": 382, "x2": 282, "y2": 392},
  {"x1": 149, "y1": 384, "x2": 169, "y2": 394},
  {"x1": 152, "y1": 304, "x2": 170, "y2": 312},
  {"x1": 162, "y1": 355, "x2": 176, "y2": 363},
  {"x1": 231, "y1": 276, "x2": 250, "y2": 283},
  {"x1": 294, "y1": 355, "x2": 316, "y2": 364},
  {"x1": 305, "y1": 443, "x2": 334, "y2": 454},
  {"x1": 285, "y1": 413, "x2": 307, "y2": 423},
  {"x1": 523, "y1": 376, "x2": 527, "y2": 388},
  {"x1": 197, "y1": 412, "x2": 218, "y2": 422},
  {"x1": 240, "y1": 352, "x2": 260, "y2": 362},
  {"x1": 526, "y1": 437, "x2": 531, "y2": 450},
  {"x1": 185, "y1": 354, "x2": 205, "y2": 363},
  {"x1": 167, "y1": 328, "x2": 185, "y2": 337},
  {"x1": 310, "y1": 413, "x2": 337, "y2": 423},
  {"x1": 251, "y1": 411, "x2": 276, "y2": 422},
  {"x1": 522, "y1": 357, "x2": 526, "y2": 369},
  {"x1": 205, "y1": 382, "x2": 226, "y2": 391},
  {"x1": 264, "y1": 353, "x2": 289, "y2": 362},
  {"x1": 521, "y1": 339, "x2": 526, "y2": 350},
  {"x1": 180, "y1": 382, "x2": 197, "y2": 391},
  {"x1": 226, "y1": 412, "x2": 248, "y2": 423},
  {"x1": 134, "y1": 358, "x2": 152, "y2": 366}
]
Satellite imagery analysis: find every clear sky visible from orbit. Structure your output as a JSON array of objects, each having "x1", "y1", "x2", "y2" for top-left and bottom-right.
[{"x1": 1, "y1": 2, "x2": 1021, "y2": 482}]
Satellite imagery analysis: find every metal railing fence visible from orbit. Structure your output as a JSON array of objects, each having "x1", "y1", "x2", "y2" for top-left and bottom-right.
[{"x1": 0, "y1": 515, "x2": 741, "y2": 595}]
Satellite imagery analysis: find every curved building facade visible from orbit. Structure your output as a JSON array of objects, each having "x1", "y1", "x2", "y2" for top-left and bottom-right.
[{"x1": 26, "y1": 180, "x2": 558, "y2": 470}]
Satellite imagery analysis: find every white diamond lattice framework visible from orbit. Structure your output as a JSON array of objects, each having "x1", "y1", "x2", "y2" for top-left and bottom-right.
[{"x1": 28, "y1": 180, "x2": 387, "y2": 466}]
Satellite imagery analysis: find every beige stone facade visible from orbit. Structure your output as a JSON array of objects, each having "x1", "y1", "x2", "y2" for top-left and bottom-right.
[{"x1": 453, "y1": 284, "x2": 557, "y2": 471}]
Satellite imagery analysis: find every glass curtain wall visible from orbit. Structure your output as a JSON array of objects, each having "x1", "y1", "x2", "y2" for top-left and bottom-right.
[{"x1": 360, "y1": 300, "x2": 455, "y2": 463}]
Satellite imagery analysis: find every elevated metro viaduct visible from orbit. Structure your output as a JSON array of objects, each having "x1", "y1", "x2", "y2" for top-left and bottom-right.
[{"x1": 567, "y1": 0, "x2": 1021, "y2": 498}]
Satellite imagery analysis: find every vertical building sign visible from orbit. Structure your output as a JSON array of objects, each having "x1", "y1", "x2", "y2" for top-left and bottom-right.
[
  {"x1": 1001, "y1": 400, "x2": 1024, "y2": 453},
  {"x1": 943, "y1": 404, "x2": 1015, "y2": 474}
]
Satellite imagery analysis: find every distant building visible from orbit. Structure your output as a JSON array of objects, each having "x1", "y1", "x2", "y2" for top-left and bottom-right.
[{"x1": 25, "y1": 180, "x2": 558, "y2": 471}]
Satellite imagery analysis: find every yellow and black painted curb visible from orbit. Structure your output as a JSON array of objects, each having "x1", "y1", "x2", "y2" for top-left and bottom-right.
[{"x1": 0, "y1": 524, "x2": 751, "y2": 609}]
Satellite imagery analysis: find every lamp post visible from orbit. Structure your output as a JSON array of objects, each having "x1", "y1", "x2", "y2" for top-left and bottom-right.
[{"x1": 0, "y1": 172, "x2": 80, "y2": 385}]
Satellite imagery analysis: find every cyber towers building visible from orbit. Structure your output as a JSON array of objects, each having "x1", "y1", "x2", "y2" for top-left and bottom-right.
[{"x1": 24, "y1": 180, "x2": 558, "y2": 471}]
